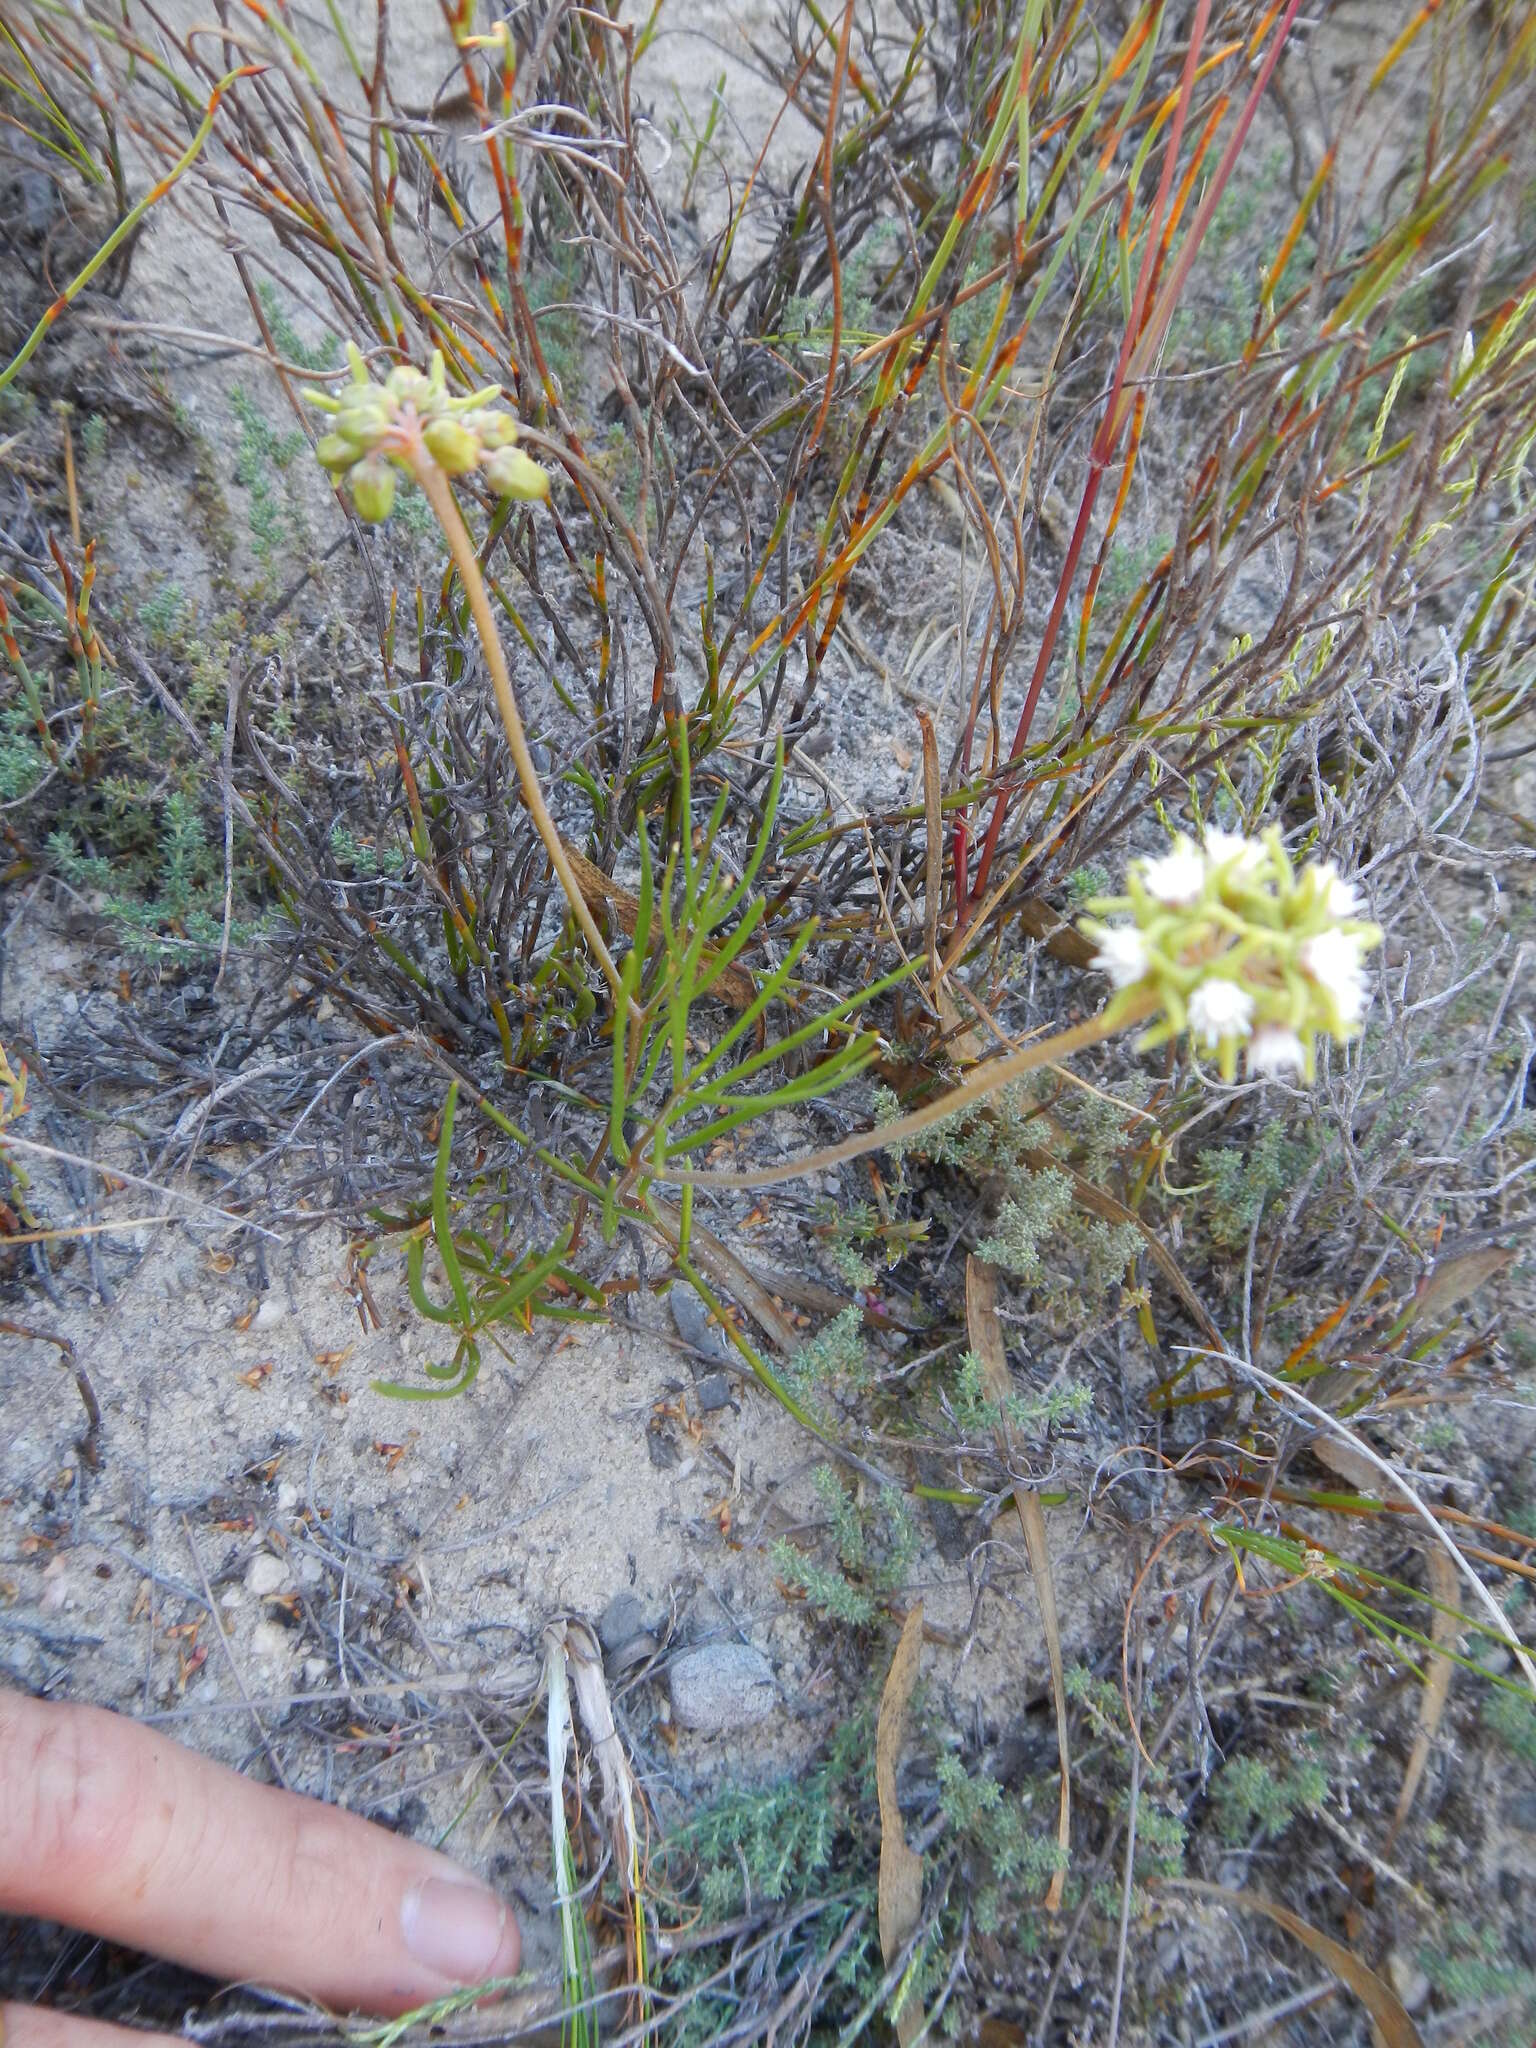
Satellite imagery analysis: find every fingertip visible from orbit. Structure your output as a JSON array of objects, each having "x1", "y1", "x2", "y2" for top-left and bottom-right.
[{"x1": 399, "y1": 1874, "x2": 521, "y2": 1992}]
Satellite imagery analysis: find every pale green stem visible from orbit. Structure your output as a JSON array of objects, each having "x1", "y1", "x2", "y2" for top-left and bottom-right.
[
  {"x1": 667, "y1": 989, "x2": 1157, "y2": 1190},
  {"x1": 407, "y1": 450, "x2": 636, "y2": 1018}
]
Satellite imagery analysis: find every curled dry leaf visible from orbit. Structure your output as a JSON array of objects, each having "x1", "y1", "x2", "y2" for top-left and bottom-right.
[
  {"x1": 1384, "y1": 1546, "x2": 1459, "y2": 1856},
  {"x1": 876, "y1": 1600, "x2": 926, "y2": 2048},
  {"x1": 1158, "y1": 1880, "x2": 1423, "y2": 2048}
]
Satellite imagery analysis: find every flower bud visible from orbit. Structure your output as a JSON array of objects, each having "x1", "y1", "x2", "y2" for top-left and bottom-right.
[
  {"x1": 470, "y1": 410, "x2": 518, "y2": 451},
  {"x1": 386, "y1": 365, "x2": 433, "y2": 412},
  {"x1": 484, "y1": 444, "x2": 551, "y2": 500},
  {"x1": 348, "y1": 452, "x2": 396, "y2": 522},
  {"x1": 423, "y1": 415, "x2": 480, "y2": 475},
  {"x1": 335, "y1": 391, "x2": 387, "y2": 447},
  {"x1": 315, "y1": 432, "x2": 358, "y2": 472}
]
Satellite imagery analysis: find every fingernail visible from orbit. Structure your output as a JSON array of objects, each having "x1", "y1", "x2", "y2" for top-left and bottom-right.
[{"x1": 401, "y1": 1876, "x2": 519, "y2": 1984}]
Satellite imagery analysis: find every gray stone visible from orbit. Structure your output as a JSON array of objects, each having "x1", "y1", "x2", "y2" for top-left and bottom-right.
[
  {"x1": 695, "y1": 1373, "x2": 733, "y2": 1411},
  {"x1": 670, "y1": 1286, "x2": 732, "y2": 1366},
  {"x1": 1387, "y1": 1950, "x2": 1430, "y2": 2014},
  {"x1": 245, "y1": 1552, "x2": 290, "y2": 1597},
  {"x1": 668, "y1": 1643, "x2": 776, "y2": 1734},
  {"x1": 597, "y1": 1591, "x2": 646, "y2": 1655}
]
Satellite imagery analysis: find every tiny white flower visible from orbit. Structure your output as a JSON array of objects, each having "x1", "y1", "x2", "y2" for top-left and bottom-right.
[
  {"x1": 1187, "y1": 978, "x2": 1255, "y2": 1045},
  {"x1": 1204, "y1": 828, "x2": 1265, "y2": 875},
  {"x1": 1300, "y1": 928, "x2": 1369, "y2": 1024},
  {"x1": 1092, "y1": 925, "x2": 1151, "y2": 989},
  {"x1": 1247, "y1": 1025, "x2": 1307, "y2": 1078},
  {"x1": 1311, "y1": 861, "x2": 1362, "y2": 918},
  {"x1": 1139, "y1": 836, "x2": 1206, "y2": 906}
]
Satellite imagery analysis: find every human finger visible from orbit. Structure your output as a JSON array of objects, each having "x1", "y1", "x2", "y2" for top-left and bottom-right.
[
  {"x1": 0, "y1": 1693, "x2": 520, "y2": 2015},
  {"x1": 1, "y1": 2005, "x2": 183, "y2": 2048}
]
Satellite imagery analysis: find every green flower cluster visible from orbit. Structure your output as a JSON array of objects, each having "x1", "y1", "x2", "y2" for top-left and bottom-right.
[
  {"x1": 307, "y1": 345, "x2": 549, "y2": 521},
  {"x1": 1078, "y1": 826, "x2": 1383, "y2": 1082}
]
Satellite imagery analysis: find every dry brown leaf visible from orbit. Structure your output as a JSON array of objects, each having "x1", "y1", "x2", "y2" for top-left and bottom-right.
[
  {"x1": 647, "y1": 1199, "x2": 800, "y2": 1355},
  {"x1": 1013, "y1": 895, "x2": 1097, "y2": 967},
  {"x1": 877, "y1": 1601, "x2": 926, "y2": 2048},
  {"x1": 966, "y1": 1256, "x2": 1071, "y2": 1910},
  {"x1": 1309, "y1": 1437, "x2": 1383, "y2": 1494},
  {"x1": 1385, "y1": 1546, "x2": 1459, "y2": 1855},
  {"x1": 1390, "y1": 1242, "x2": 1515, "y2": 1340},
  {"x1": 964, "y1": 1256, "x2": 1011, "y2": 1406},
  {"x1": 1160, "y1": 1880, "x2": 1423, "y2": 2048}
]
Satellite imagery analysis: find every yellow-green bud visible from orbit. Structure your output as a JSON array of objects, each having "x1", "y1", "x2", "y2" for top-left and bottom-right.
[
  {"x1": 315, "y1": 432, "x2": 357, "y2": 472},
  {"x1": 422, "y1": 416, "x2": 480, "y2": 475},
  {"x1": 348, "y1": 453, "x2": 396, "y2": 522},
  {"x1": 386, "y1": 365, "x2": 433, "y2": 412},
  {"x1": 469, "y1": 410, "x2": 517, "y2": 451},
  {"x1": 483, "y1": 444, "x2": 551, "y2": 500},
  {"x1": 335, "y1": 391, "x2": 388, "y2": 447}
]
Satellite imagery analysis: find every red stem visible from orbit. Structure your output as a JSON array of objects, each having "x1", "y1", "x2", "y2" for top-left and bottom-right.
[{"x1": 963, "y1": 0, "x2": 1307, "y2": 927}]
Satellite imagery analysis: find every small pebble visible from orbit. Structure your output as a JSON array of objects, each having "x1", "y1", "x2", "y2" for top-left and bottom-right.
[
  {"x1": 670, "y1": 1287, "x2": 732, "y2": 1366},
  {"x1": 667, "y1": 1643, "x2": 776, "y2": 1734},
  {"x1": 1386, "y1": 1950, "x2": 1430, "y2": 2014},
  {"x1": 252, "y1": 1297, "x2": 289, "y2": 1330},
  {"x1": 695, "y1": 1373, "x2": 733, "y2": 1412},
  {"x1": 245, "y1": 1553, "x2": 290, "y2": 1597},
  {"x1": 249, "y1": 1620, "x2": 293, "y2": 1660},
  {"x1": 597, "y1": 1591, "x2": 646, "y2": 1655},
  {"x1": 277, "y1": 1480, "x2": 300, "y2": 1511}
]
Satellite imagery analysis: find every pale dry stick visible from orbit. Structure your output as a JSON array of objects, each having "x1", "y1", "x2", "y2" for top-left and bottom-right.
[
  {"x1": 665, "y1": 992, "x2": 1157, "y2": 1190},
  {"x1": 1, "y1": 1132, "x2": 280, "y2": 1239},
  {"x1": 0, "y1": 1214, "x2": 185, "y2": 1245},
  {"x1": 405, "y1": 452, "x2": 634, "y2": 1018},
  {"x1": 77, "y1": 314, "x2": 358, "y2": 378},
  {"x1": 1193, "y1": 1981, "x2": 1337, "y2": 2048},
  {"x1": 1203, "y1": 1348, "x2": 1536, "y2": 1695},
  {"x1": 135, "y1": 1669, "x2": 513, "y2": 1721}
]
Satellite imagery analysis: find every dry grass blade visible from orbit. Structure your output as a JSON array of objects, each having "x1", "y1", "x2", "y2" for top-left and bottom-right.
[
  {"x1": 1158, "y1": 1881, "x2": 1424, "y2": 2048},
  {"x1": 1384, "y1": 1546, "x2": 1458, "y2": 1858},
  {"x1": 1383, "y1": 1242, "x2": 1516, "y2": 1345},
  {"x1": 966, "y1": 1256, "x2": 1070, "y2": 1911},
  {"x1": 876, "y1": 1600, "x2": 926, "y2": 2048}
]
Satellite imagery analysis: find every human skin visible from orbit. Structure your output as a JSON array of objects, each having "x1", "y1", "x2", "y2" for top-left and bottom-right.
[{"x1": 0, "y1": 1691, "x2": 522, "y2": 2046}]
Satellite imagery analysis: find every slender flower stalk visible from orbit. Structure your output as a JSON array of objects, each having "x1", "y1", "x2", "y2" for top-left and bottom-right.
[
  {"x1": 308, "y1": 350, "x2": 633, "y2": 1014},
  {"x1": 672, "y1": 825, "x2": 1380, "y2": 1191}
]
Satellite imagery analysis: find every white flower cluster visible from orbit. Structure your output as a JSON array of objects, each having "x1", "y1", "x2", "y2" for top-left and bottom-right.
[{"x1": 1079, "y1": 826, "x2": 1381, "y2": 1083}]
